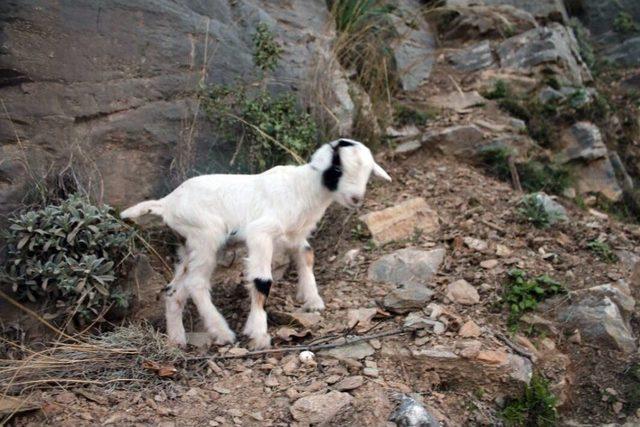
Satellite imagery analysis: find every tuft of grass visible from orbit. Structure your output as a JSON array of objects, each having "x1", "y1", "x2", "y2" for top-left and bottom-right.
[
  {"x1": 518, "y1": 160, "x2": 572, "y2": 195},
  {"x1": 331, "y1": 0, "x2": 396, "y2": 33},
  {"x1": 504, "y1": 269, "x2": 566, "y2": 327},
  {"x1": 252, "y1": 22, "x2": 283, "y2": 72},
  {"x1": 518, "y1": 194, "x2": 555, "y2": 229},
  {"x1": 569, "y1": 18, "x2": 596, "y2": 70},
  {"x1": 586, "y1": 239, "x2": 619, "y2": 263},
  {"x1": 483, "y1": 80, "x2": 509, "y2": 100},
  {"x1": 614, "y1": 11, "x2": 638, "y2": 35},
  {"x1": 502, "y1": 374, "x2": 558, "y2": 427},
  {"x1": 478, "y1": 145, "x2": 513, "y2": 181},
  {"x1": 393, "y1": 103, "x2": 433, "y2": 127},
  {"x1": 200, "y1": 84, "x2": 317, "y2": 172}
]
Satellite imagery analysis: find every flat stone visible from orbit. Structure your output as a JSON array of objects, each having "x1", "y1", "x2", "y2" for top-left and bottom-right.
[
  {"x1": 424, "y1": 125, "x2": 486, "y2": 157},
  {"x1": 383, "y1": 285, "x2": 435, "y2": 314},
  {"x1": 369, "y1": 248, "x2": 445, "y2": 287},
  {"x1": 427, "y1": 91, "x2": 486, "y2": 112},
  {"x1": 446, "y1": 280, "x2": 480, "y2": 305},
  {"x1": 557, "y1": 122, "x2": 608, "y2": 163},
  {"x1": 480, "y1": 259, "x2": 499, "y2": 269},
  {"x1": 573, "y1": 157, "x2": 623, "y2": 202},
  {"x1": 360, "y1": 197, "x2": 440, "y2": 245},
  {"x1": 463, "y1": 237, "x2": 488, "y2": 251},
  {"x1": 448, "y1": 40, "x2": 494, "y2": 72},
  {"x1": 476, "y1": 350, "x2": 509, "y2": 365},
  {"x1": 459, "y1": 320, "x2": 482, "y2": 338},
  {"x1": 290, "y1": 391, "x2": 353, "y2": 425},
  {"x1": 333, "y1": 376, "x2": 364, "y2": 391},
  {"x1": 320, "y1": 341, "x2": 375, "y2": 360},
  {"x1": 404, "y1": 312, "x2": 446, "y2": 334}
]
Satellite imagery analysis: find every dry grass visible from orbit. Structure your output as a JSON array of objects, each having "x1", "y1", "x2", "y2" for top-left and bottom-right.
[{"x1": 0, "y1": 323, "x2": 186, "y2": 396}]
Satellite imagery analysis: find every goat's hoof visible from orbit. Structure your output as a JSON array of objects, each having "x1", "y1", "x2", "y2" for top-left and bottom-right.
[
  {"x1": 248, "y1": 334, "x2": 271, "y2": 350},
  {"x1": 302, "y1": 298, "x2": 325, "y2": 312},
  {"x1": 167, "y1": 334, "x2": 187, "y2": 349},
  {"x1": 215, "y1": 330, "x2": 236, "y2": 346}
]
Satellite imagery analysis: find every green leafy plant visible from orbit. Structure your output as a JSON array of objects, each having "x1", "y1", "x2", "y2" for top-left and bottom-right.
[
  {"x1": 614, "y1": 11, "x2": 638, "y2": 34},
  {"x1": 1, "y1": 195, "x2": 135, "y2": 325},
  {"x1": 518, "y1": 195, "x2": 555, "y2": 229},
  {"x1": 586, "y1": 239, "x2": 619, "y2": 263},
  {"x1": 478, "y1": 145, "x2": 514, "y2": 181},
  {"x1": 200, "y1": 84, "x2": 317, "y2": 172},
  {"x1": 502, "y1": 374, "x2": 558, "y2": 427},
  {"x1": 504, "y1": 269, "x2": 566, "y2": 326},
  {"x1": 252, "y1": 22, "x2": 283, "y2": 72}
]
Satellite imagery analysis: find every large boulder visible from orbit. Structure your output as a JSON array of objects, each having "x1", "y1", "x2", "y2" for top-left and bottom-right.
[
  {"x1": 496, "y1": 23, "x2": 591, "y2": 85},
  {"x1": 0, "y1": 0, "x2": 356, "y2": 217}
]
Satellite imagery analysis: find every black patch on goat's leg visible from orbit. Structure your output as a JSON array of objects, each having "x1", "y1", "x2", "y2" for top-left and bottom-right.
[{"x1": 254, "y1": 278, "x2": 272, "y2": 298}]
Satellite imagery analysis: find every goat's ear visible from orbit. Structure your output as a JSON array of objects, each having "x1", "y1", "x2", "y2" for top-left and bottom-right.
[
  {"x1": 372, "y1": 161, "x2": 392, "y2": 182},
  {"x1": 309, "y1": 144, "x2": 334, "y2": 171}
]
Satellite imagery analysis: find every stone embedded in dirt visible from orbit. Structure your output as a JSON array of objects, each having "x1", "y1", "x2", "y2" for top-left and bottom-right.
[
  {"x1": 404, "y1": 312, "x2": 446, "y2": 335},
  {"x1": 496, "y1": 23, "x2": 590, "y2": 85},
  {"x1": 555, "y1": 281, "x2": 636, "y2": 353},
  {"x1": 389, "y1": 394, "x2": 441, "y2": 427},
  {"x1": 333, "y1": 375, "x2": 364, "y2": 391},
  {"x1": 290, "y1": 390, "x2": 353, "y2": 425},
  {"x1": 427, "y1": 91, "x2": 486, "y2": 113},
  {"x1": 369, "y1": 247, "x2": 445, "y2": 287},
  {"x1": 320, "y1": 341, "x2": 375, "y2": 361},
  {"x1": 526, "y1": 193, "x2": 569, "y2": 224},
  {"x1": 538, "y1": 86, "x2": 565, "y2": 104},
  {"x1": 359, "y1": 197, "x2": 440, "y2": 245},
  {"x1": 383, "y1": 286, "x2": 435, "y2": 314},
  {"x1": 496, "y1": 244, "x2": 512, "y2": 257},
  {"x1": 557, "y1": 122, "x2": 608, "y2": 163},
  {"x1": 447, "y1": 40, "x2": 494, "y2": 72},
  {"x1": 573, "y1": 157, "x2": 623, "y2": 202},
  {"x1": 446, "y1": 280, "x2": 480, "y2": 305},
  {"x1": 394, "y1": 139, "x2": 423, "y2": 155},
  {"x1": 457, "y1": 340, "x2": 482, "y2": 358},
  {"x1": 423, "y1": 125, "x2": 486, "y2": 157},
  {"x1": 476, "y1": 350, "x2": 508, "y2": 365},
  {"x1": 458, "y1": 320, "x2": 481, "y2": 338},
  {"x1": 480, "y1": 259, "x2": 498, "y2": 269},
  {"x1": 463, "y1": 237, "x2": 488, "y2": 252}
]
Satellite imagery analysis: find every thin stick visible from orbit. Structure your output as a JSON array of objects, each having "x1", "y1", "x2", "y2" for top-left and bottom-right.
[
  {"x1": 494, "y1": 332, "x2": 534, "y2": 360},
  {"x1": 188, "y1": 328, "x2": 409, "y2": 361},
  {"x1": 507, "y1": 155, "x2": 522, "y2": 193}
]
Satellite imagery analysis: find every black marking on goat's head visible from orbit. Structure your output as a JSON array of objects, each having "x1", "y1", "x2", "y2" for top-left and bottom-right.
[
  {"x1": 322, "y1": 139, "x2": 355, "y2": 192},
  {"x1": 254, "y1": 278, "x2": 272, "y2": 297}
]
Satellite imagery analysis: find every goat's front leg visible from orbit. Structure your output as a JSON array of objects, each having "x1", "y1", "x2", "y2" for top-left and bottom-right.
[
  {"x1": 293, "y1": 241, "x2": 325, "y2": 312},
  {"x1": 243, "y1": 232, "x2": 275, "y2": 350}
]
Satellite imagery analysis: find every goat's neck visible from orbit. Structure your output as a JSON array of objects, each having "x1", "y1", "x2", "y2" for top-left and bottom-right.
[{"x1": 287, "y1": 164, "x2": 333, "y2": 228}]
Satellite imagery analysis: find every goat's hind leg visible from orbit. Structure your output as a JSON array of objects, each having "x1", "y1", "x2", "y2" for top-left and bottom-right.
[
  {"x1": 183, "y1": 236, "x2": 236, "y2": 346},
  {"x1": 165, "y1": 249, "x2": 189, "y2": 347}
]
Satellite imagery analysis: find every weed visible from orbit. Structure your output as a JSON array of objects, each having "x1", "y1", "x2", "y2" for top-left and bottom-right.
[
  {"x1": 200, "y1": 84, "x2": 317, "y2": 172},
  {"x1": 393, "y1": 103, "x2": 433, "y2": 127},
  {"x1": 586, "y1": 239, "x2": 619, "y2": 263},
  {"x1": 483, "y1": 80, "x2": 509, "y2": 100},
  {"x1": 504, "y1": 269, "x2": 566, "y2": 327},
  {"x1": 518, "y1": 194, "x2": 556, "y2": 229},
  {"x1": 478, "y1": 144, "x2": 514, "y2": 182},
  {"x1": 518, "y1": 161, "x2": 572, "y2": 194},
  {"x1": 1, "y1": 195, "x2": 135, "y2": 325},
  {"x1": 351, "y1": 222, "x2": 371, "y2": 241},
  {"x1": 498, "y1": 98, "x2": 530, "y2": 122},
  {"x1": 252, "y1": 23, "x2": 283, "y2": 72},
  {"x1": 502, "y1": 374, "x2": 558, "y2": 427},
  {"x1": 614, "y1": 11, "x2": 638, "y2": 35}
]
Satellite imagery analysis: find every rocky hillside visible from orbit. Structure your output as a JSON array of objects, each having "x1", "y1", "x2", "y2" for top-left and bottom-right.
[{"x1": 2, "y1": 0, "x2": 640, "y2": 425}]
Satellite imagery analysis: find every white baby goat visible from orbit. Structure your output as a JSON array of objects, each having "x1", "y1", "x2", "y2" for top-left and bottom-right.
[{"x1": 120, "y1": 139, "x2": 391, "y2": 349}]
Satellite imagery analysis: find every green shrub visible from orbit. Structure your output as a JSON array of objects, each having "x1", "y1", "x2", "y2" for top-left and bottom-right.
[
  {"x1": 331, "y1": 0, "x2": 396, "y2": 33},
  {"x1": 393, "y1": 103, "x2": 432, "y2": 127},
  {"x1": 200, "y1": 84, "x2": 318, "y2": 172},
  {"x1": 478, "y1": 145, "x2": 514, "y2": 181},
  {"x1": 518, "y1": 194, "x2": 555, "y2": 229},
  {"x1": 252, "y1": 23, "x2": 283, "y2": 72},
  {"x1": 614, "y1": 11, "x2": 638, "y2": 34},
  {"x1": 586, "y1": 239, "x2": 619, "y2": 263},
  {"x1": 1, "y1": 195, "x2": 135, "y2": 324},
  {"x1": 504, "y1": 269, "x2": 566, "y2": 327},
  {"x1": 483, "y1": 80, "x2": 509, "y2": 100},
  {"x1": 502, "y1": 374, "x2": 558, "y2": 427},
  {"x1": 518, "y1": 161, "x2": 571, "y2": 194}
]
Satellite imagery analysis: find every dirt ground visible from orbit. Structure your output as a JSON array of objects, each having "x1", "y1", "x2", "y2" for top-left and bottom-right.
[{"x1": 4, "y1": 148, "x2": 640, "y2": 426}]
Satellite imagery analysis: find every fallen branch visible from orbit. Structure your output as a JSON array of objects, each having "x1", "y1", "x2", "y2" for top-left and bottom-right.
[{"x1": 187, "y1": 328, "x2": 409, "y2": 361}]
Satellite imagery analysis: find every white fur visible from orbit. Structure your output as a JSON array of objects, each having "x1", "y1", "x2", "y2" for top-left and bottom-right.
[{"x1": 121, "y1": 139, "x2": 391, "y2": 350}]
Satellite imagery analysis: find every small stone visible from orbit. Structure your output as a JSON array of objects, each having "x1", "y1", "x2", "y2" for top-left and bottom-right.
[
  {"x1": 212, "y1": 385, "x2": 231, "y2": 395},
  {"x1": 496, "y1": 244, "x2": 512, "y2": 257},
  {"x1": 265, "y1": 375, "x2": 279, "y2": 387},
  {"x1": 290, "y1": 391, "x2": 354, "y2": 424},
  {"x1": 463, "y1": 237, "x2": 488, "y2": 251},
  {"x1": 480, "y1": 259, "x2": 498, "y2": 269},
  {"x1": 334, "y1": 376, "x2": 364, "y2": 391},
  {"x1": 370, "y1": 248, "x2": 445, "y2": 287},
  {"x1": 363, "y1": 367, "x2": 379, "y2": 377},
  {"x1": 227, "y1": 347, "x2": 248, "y2": 356},
  {"x1": 476, "y1": 350, "x2": 508, "y2": 365},
  {"x1": 370, "y1": 339, "x2": 382, "y2": 350},
  {"x1": 227, "y1": 409, "x2": 243, "y2": 418},
  {"x1": 390, "y1": 395, "x2": 441, "y2": 427},
  {"x1": 325, "y1": 375, "x2": 342, "y2": 384},
  {"x1": 446, "y1": 280, "x2": 480, "y2": 305},
  {"x1": 320, "y1": 341, "x2": 375, "y2": 360},
  {"x1": 458, "y1": 321, "x2": 481, "y2": 338},
  {"x1": 459, "y1": 340, "x2": 482, "y2": 358},
  {"x1": 569, "y1": 329, "x2": 581, "y2": 344}
]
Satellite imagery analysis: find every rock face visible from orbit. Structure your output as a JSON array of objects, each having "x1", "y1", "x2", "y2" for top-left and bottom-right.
[
  {"x1": 290, "y1": 391, "x2": 353, "y2": 425},
  {"x1": 0, "y1": 0, "x2": 356, "y2": 216},
  {"x1": 447, "y1": 0, "x2": 568, "y2": 22},
  {"x1": 423, "y1": 125, "x2": 486, "y2": 157},
  {"x1": 496, "y1": 24, "x2": 591, "y2": 85},
  {"x1": 602, "y1": 36, "x2": 640, "y2": 67},
  {"x1": 447, "y1": 41, "x2": 494, "y2": 72},
  {"x1": 359, "y1": 198, "x2": 440, "y2": 245}
]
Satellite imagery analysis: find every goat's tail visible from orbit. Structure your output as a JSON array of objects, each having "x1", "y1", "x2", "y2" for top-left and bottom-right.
[{"x1": 120, "y1": 199, "x2": 164, "y2": 221}]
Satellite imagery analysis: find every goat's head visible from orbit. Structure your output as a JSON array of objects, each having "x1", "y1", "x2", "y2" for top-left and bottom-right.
[{"x1": 310, "y1": 138, "x2": 391, "y2": 208}]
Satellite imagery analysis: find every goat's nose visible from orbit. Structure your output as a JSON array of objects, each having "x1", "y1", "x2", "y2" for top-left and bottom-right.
[{"x1": 351, "y1": 195, "x2": 362, "y2": 206}]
